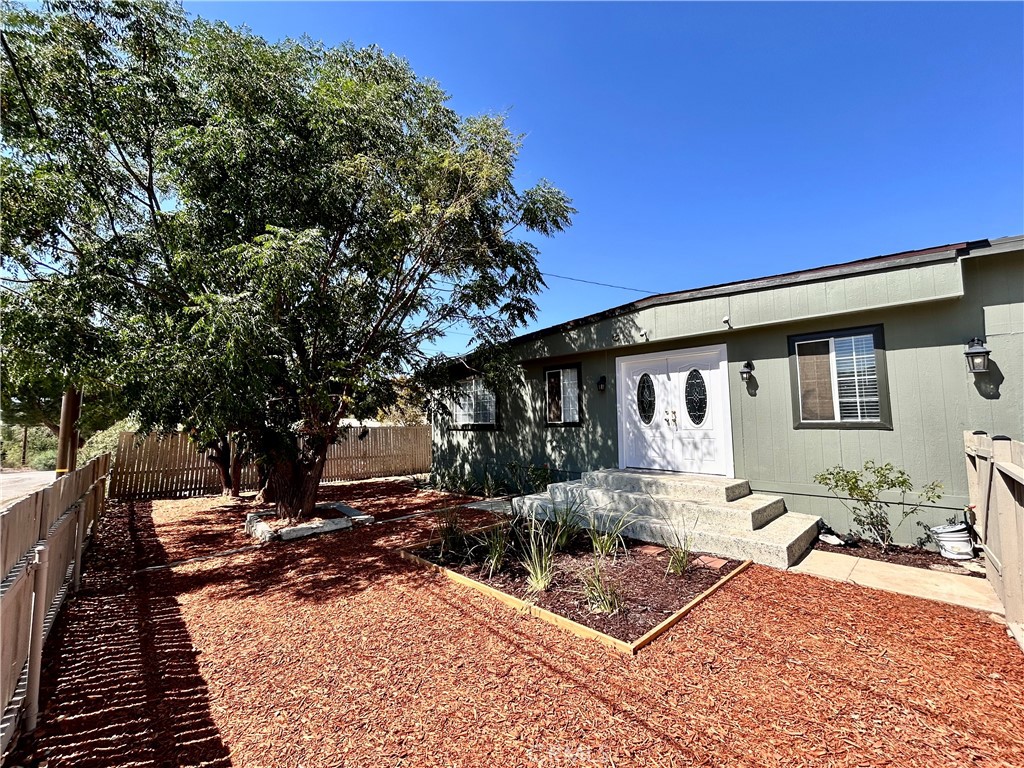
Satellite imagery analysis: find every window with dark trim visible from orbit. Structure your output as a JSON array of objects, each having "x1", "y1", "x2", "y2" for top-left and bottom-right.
[
  {"x1": 545, "y1": 364, "x2": 581, "y2": 426},
  {"x1": 788, "y1": 325, "x2": 892, "y2": 430},
  {"x1": 453, "y1": 378, "x2": 498, "y2": 429}
]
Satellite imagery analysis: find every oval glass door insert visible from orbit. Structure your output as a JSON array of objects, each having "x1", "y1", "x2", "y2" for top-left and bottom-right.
[
  {"x1": 684, "y1": 368, "x2": 708, "y2": 426},
  {"x1": 637, "y1": 373, "x2": 656, "y2": 425}
]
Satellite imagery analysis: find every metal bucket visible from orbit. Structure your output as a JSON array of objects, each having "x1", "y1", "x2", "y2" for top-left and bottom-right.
[{"x1": 930, "y1": 522, "x2": 975, "y2": 560}]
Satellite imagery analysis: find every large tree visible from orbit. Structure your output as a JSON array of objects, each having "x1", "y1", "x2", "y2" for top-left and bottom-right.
[
  {"x1": 134, "y1": 23, "x2": 573, "y2": 519},
  {"x1": 3, "y1": 2, "x2": 573, "y2": 520},
  {"x1": 1, "y1": 0, "x2": 186, "y2": 445}
]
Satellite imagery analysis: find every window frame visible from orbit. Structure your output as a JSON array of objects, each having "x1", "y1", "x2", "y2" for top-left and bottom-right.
[
  {"x1": 544, "y1": 363, "x2": 583, "y2": 428},
  {"x1": 787, "y1": 325, "x2": 892, "y2": 431},
  {"x1": 451, "y1": 377, "x2": 500, "y2": 431}
]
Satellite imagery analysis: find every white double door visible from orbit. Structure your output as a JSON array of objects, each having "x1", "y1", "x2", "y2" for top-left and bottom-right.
[{"x1": 616, "y1": 344, "x2": 734, "y2": 476}]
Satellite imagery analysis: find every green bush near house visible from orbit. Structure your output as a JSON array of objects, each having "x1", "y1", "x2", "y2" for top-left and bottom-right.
[{"x1": 814, "y1": 461, "x2": 943, "y2": 552}]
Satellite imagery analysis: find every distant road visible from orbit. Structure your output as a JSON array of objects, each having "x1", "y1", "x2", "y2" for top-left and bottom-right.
[{"x1": 0, "y1": 470, "x2": 55, "y2": 507}]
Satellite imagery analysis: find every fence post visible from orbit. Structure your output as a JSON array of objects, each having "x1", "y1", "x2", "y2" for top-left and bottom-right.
[
  {"x1": 72, "y1": 501, "x2": 87, "y2": 592},
  {"x1": 25, "y1": 543, "x2": 50, "y2": 733}
]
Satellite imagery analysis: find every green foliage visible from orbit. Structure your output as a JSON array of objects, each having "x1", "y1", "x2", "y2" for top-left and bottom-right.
[
  {"x1": 28, "y1": 448, "x2": 58, "y2": 472},
  {"x1": 814, "y1": 461, "x2": 944, "y2": 552},
  {"x1": 1, "y1": 0, "x2": 187, "y2": 431},
  {"x1": 471, "y1": 524, "x2": 510, "y2": 579},
  {"x1": 665, "y1": 533, "x2": 693, "y2": 577},
  {"x1": 550, "y1": 500, "x2": 585, "y2": 552},
  {"x1": 431, "y1": 467, "x2": 483, "y2": 496},
  {"x1": 526, "y1": 463, "x2": 553, "y2": 492},
  {"x1": 579, "y1": 558, "x2": 622, "y2": 615},
  {"x1": 2, "y1": 1, "x2": 573, "y2": 522},
  {"x1": 587, "y1": 507, "x2": 634, "y2": 559},
  {"x1": 79, "y1": 417, "x2": 138, "y2": 463},
  {"x1": 0, "y1": 425, "x2": 57, "y2": 468},
  {"x1": 432, "y1": 507, "x2": 466, "y2": 561},
  {"x1": 520, "y1": 519, "x2": 556, "y2": 593}
]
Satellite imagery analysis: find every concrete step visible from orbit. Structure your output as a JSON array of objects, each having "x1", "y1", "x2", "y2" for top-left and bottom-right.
[
  {"x1": 614, "y1": 510, "x2": 822, "y2": 569},
  {"x1": 512, "y1": 486, "x2": 820, "y2": 569},
  {"x1": 545, "y1": 481, "x2": 785, "y2": 531},
  {"x1": 582, "y1": 468, "x2": 751, "y2": 502}
]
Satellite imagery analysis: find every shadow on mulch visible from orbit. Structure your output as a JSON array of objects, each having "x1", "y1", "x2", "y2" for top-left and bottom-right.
[
  {"x1": 5, "y1": 502, "x2": 232, "y2": 768},
  {"x1": 165, "y1": 504, "x2": 500, "y2": 605}
]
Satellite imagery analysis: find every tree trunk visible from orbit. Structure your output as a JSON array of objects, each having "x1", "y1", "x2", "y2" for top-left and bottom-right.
[
  {"x1": 229, "y1": 437, "x2": 242, "y2": 497},
  {"x1": 267, "y1": 446, "x2": 328, "y2": 523},
  {"x1": 206, "y1": 437, "x2": 232, "y2": 495}
]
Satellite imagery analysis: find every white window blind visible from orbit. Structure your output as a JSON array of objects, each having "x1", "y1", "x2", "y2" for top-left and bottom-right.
[
  {"x1": 454, "y1": 379, "x2": 496, "y2": 426},
  {"x1": 796, "y1": 332, "x2": 880, "y2": 423}
]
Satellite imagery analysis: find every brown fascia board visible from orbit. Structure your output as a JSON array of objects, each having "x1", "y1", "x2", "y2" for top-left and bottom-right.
[{"x1": 510, "y1": 238, "x2": 994, "y2": 348}]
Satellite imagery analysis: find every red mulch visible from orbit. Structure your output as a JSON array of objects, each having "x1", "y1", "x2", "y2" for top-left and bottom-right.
[
  {"x1": 8, "y1": 486, "x2": 1024, "y2": 768},
  {"x1": 136, "y1": 479, "x2": 479, "y2": 566},
  {"x1": 421, "y1": 538, "x2": 743, "y2": 642}
]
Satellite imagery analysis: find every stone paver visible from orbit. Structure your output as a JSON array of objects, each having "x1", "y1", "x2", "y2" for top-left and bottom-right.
[{"x1": 791, "y1": 549, "x2": 1004, "y2": 614}]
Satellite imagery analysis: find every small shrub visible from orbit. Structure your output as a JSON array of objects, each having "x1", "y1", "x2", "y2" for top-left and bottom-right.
[
  {"x1": 580, "y1": 558, "x2": 622, "y2": 614},
  {"x1": 664, "y1": 513, "x2": 698, "y2": 577},
  {"x1": 28, "y1": 448, "x2": 58, "y2": 472},
  {"x1": 550, "y1": 499, "x2": 585, "y2": 551},
  {"x1": 471, "y1": 524, "x2": 510, "y2": 578},
  {"x1": 665, "y1": 533, "x2": 693, "y2": 576},
  {"x1": 521, "y1": 519, "x2": 556, "y2": 593},
  {"x1": 814, "y1": 461, "x2": 943, "y2": 552},
  {"x1": 526, "y1": 462, "x2": 552, "y2": 492},
  {"x1": 433, "y1": 507, "x2": 466, "y2": 560},
  {"x1": 587, "y1": 506, "x2": 634, "y2": 559}
]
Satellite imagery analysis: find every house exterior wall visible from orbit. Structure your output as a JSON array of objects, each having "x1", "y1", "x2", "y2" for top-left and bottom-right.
[{"x1": 432, "y1": 246, "x2": 1023, "y2": 545}]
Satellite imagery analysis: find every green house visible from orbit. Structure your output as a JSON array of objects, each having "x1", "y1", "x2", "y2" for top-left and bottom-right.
[{"x1": 432, "y1": 236, "x2": 1023, "y2": 566}]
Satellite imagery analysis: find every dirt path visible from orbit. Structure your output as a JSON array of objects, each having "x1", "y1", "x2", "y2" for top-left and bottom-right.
[{"x1": 8, "y1": 486, "x2": 1024, "y2": 767}]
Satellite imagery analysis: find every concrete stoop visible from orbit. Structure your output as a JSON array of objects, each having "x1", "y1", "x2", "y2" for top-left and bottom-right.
[{"x1": 512, "y1": 468, "x2": 820, "y2": 569}]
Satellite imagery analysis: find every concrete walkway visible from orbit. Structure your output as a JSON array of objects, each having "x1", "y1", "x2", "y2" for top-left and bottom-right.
[{"x1": 791, "y1": 549, "x2": 1004, "y2": 615}]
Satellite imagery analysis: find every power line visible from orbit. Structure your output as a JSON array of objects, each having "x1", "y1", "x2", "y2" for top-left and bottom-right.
[
  {"x1": 435, "y1": 273, "x2": 657, "y2": 296},
  {"x1": 540, "y1": 272, "x2": 657, "y2": 295}
]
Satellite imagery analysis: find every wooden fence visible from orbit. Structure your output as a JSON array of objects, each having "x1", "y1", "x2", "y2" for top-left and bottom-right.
[
  {"x1": 109, "y1": 426, "x2": 431, "y2": 500},
  {"x1": 965, "y1": 431, "x2": 1024, "y2": 653},
  {"x1": 0, "y1": 454, "x2": 111, "y2": 753}
]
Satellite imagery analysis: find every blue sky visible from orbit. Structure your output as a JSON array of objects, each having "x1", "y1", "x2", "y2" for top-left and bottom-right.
[{"x1": 187, "y1": 1, "x2": 1024, "y2": 355}]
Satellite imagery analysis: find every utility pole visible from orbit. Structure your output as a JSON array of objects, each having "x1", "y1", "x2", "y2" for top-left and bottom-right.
[
  {"x1": 21, "y1": 425, "x2": 28, "y2": 466},
  {"x1": 55, "y1": 385, "x2": 82, "y2": 476}
]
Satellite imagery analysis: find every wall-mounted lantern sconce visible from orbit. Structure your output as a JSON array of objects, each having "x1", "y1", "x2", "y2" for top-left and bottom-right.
[
  {"x1": 739, "y1": 362, "x2": 754, "y2": 383},
  {"x1": 596, "y1": 375, "x2": 607, "y2": 393},
  {"x1": 964, "y1": 337, "x2": 991, "y2": 374}
]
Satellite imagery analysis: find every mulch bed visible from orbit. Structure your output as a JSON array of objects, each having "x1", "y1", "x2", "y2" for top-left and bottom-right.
[
  {"x1": 7, "y1": 487, "x2": 1024, "y2": 768},
  {"x1": 416, "y1": 537, "x2": 741, "y2": 642},
  {"x1": 815, "y1": 538, "x2": 987, "y2": 578},
  {"x1": 137, "y1": 478, "x2": 479, "y2": 566}
]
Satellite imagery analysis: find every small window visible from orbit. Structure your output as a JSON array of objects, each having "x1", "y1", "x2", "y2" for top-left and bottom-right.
[
  {"x1": 453, "y1": 378, "x2": 497, "y2": 428},
  {"x1": 788, "y1": 326, "x2": 891, "y2": 430},
  {"x1": 545, "y1": 365, "x2": 581, "y2": 426}
]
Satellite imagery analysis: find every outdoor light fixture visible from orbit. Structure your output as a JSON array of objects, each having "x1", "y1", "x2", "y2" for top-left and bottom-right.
[
  {"x1": 964, "y1": 337, "x2": 991, "y2": 374},
  {"x1": 739, "y1": 362, "x2": 754, "y2": 383},
  {"x1": 596, "y1": 375, "x2": 607, "y2": 392}
]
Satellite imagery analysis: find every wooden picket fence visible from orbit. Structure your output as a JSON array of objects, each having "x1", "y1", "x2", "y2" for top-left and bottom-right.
[
  {"x1": 964, "y1": 431, "x2": 1024, "y2": 653},
  {"x1": 0, "y1": 454, "x2": 111, "y2": 753},
  {"x1": 109, "y1": 426, "x2": 431, "y2": 500}
]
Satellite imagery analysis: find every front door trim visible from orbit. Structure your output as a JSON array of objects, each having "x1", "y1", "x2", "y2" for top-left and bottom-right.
[{"x1": 615, "y1": 344, "x2": 735, "y2": 477}]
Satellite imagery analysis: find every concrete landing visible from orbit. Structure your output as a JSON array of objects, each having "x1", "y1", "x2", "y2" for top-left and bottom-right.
[{"x1": 791, "y1": 549, "x2": 1004, "y2": 615}]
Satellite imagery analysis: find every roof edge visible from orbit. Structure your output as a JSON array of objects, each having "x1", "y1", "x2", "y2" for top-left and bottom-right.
[{"x1": 513, "y1": 237, "x2": 1003, "y2": 347}]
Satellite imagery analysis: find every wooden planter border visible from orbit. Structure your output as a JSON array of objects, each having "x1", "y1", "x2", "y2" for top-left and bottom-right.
[{"x1": 399, "y1": 531, "x2": 753, "y2": 655}]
